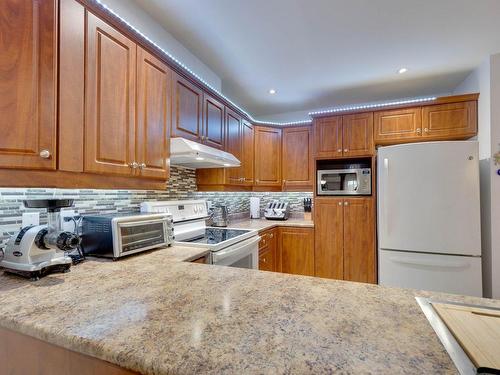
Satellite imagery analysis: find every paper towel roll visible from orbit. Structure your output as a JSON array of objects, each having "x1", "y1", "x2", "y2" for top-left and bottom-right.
[{"x1": 250, "y1": 197, "x2": 260, "y2": 219}]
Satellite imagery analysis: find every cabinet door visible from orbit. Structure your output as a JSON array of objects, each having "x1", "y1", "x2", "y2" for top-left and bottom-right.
[
  {"x1": 224, "y1": 108, "x2": 243, "y2": 185},
  {"x1": 282, "y1": 126, "x2": 313, "y2": 191},
  {"x1": 0, "y1": 0, "x2": 57, "y2": 170},
  {"x1": 374, "y1": 108, "x2": 422, "y2": 144},
  {"x1": 241, "y1": 121, "x2": 254, "y2": 185},
  {"x1": 314, "y1": 198, "x2": 344, "y2": 279},
  {"x1": 85, "y1": 13, "x2": 136, "y2": 176},
  {"x1": 259, "y1": 247, "x2": 275, "y2": 272},
  {"x1": 278, "y1": 227, "x2": 314, "y2": 276},
  {"x1": 342, "y1": 113, "x2": 374, "y2": 156},
  {"x1": 422, "y1": 101, "x2": 477, "y2": 139},
  {"x1": 172, "y1": 73, "x2": 203, "y2": 142},
  {"x1": 203, "y1": 94, "x2": 225, "y2": 149},
  {"x1": 136, "y1": 47, "x2": 171, "y2": 180},
  {"x1": 343, "y1": 198, "x2": 376, "y2": 283},
  {"x1": 313, "y1": 117, "x2": 342, "y2": 158},
  {"x1": 254, "y1": 126, "x2": 282, "y2": 186}
]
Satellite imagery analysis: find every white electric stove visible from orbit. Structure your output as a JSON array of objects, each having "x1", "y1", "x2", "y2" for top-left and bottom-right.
[{"x1": 140, "y1": 200, "x2": 260, "y2": 269}]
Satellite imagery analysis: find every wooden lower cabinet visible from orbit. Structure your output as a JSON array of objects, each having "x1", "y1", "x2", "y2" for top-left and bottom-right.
[
  {"x1": 278, "y1": 227, "x2": 315, "y2": 276},
  {"x1": 314, "y1": 197, "x2": 376, "y2": 283}
]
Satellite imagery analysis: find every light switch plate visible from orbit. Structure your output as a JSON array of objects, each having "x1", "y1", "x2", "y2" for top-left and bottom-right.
[
  {"x1": 60, "y1": 210, "x2": 76, "y2": 232},
  {"x1": 22, "y1": 212, "x2": 39, "y2": 228}
]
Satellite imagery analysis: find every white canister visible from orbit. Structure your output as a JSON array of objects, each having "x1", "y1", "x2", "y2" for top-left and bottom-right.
[{"x1": 250, "y1": 197, "x2": 260, "y2": 219}]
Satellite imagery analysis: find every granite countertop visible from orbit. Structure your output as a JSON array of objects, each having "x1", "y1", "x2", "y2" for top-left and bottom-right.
[
  {"x1": 227, "y1": 217, "x2": 314, "y2": 231},
  {"x1": 1, "y1": 246, "x2": 499, "y2": 374}
]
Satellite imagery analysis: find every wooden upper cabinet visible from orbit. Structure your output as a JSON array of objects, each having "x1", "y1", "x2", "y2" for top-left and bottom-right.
[
  {"x1": 278, "y1": 227, "x2": 314, "y2": 276},
  {"x1": 203, "y1": 94, "x2": 225, "y2": 150},
  {"x1": 282, "y1": 126, "x2": 313, "y2": 190},
  {"x1": 254, "y1": 126, "x2": 282, "y2": 186},
  {"x1": 241, "y1": 121, "x2": 254, "y2": 185},
  {"x1": 343, "y1": 198, "x2": 376, "y2": 283},
  {"x1": 314, "y1": 198, "x2": 344, "y2": 280},
  {"x1": 225, "y1": 108, "x2": 243, "y2": 184},
  {"x1": 136, "y1": 47, "x2": 171, "y2": 180},
  {"x1": 342, "y1": 113, "x2": 374, "y2": 156},
  {"x1": 422, "y1": 101, "x2": 477, "y2": 139},
  {"x1": 0, "y1": 0, "x2": 57, "y2": 170},
  {"x1": 374, "y1": 108, "x2": 422, "y2": 144},
  {"x1": 172, "y1": 73, "x2": 203, "y2": 142},
  {"x1": 313, "y1": 117, "x2": 342, "y2": 158},
  {"x1": 85, "y1": 13, "x2": 137, "y2": 176}
]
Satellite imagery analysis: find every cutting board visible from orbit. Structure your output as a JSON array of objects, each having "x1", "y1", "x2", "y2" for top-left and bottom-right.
[{"x1": 432, "y1": 302, "x2": 500, "y2": 372}]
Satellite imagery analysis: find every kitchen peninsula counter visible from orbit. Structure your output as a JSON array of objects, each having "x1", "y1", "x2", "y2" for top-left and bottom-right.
[{"x1": 0, "y1": 245, "x2": 498, "y2": 374}]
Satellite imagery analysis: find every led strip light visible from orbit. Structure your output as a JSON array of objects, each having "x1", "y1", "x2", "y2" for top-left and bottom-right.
[{"x1": 93, "y1": 0, "x2": 437, "y2": 126}]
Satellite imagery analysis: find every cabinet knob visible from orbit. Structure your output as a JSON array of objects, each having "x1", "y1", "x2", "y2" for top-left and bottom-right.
[
  {"x1": 424, "y1": 128, "x2": 429, "y2": 133},
  {"x1": 39, "y1": 149, "x2": 51, "y2": 159},
  {"x1": 338, "y1": 201, "x2": 342, "y2": 206},
  {"x1": 129, "y1": 162, "x2": 139, "y2": 169},
  {"x1": 337, "y1": 149, "x2": 342, "y2": 153},
  {"x1": 416, "y1": 128, "x2": 422, "y2": 134},
  {"x1": 139, "y1": 163, "x2": 146, "y2": 169},
  {"x1": 262, "y1": 258, "x2": 267, "y2": 263},
  {"x1": 344, "y1": 149, "x2": 348, "y2": 153},
  {"x1": 240, "y1": 177, "x2": 244, "y2": 182},
  {"x1": 269, "y1": 233, "x2": 274, "y2": 238},
  {"x1": 344, "y1": 201, "x2": 349, "y2": 206}
]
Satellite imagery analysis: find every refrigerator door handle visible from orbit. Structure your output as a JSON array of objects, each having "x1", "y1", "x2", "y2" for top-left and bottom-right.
[
  {"x1": 383, "y1": 158, "x2": 389, "y2": 236},
  {"x1": 389, "y1": 256, "x2": 471, "y2": 269}
]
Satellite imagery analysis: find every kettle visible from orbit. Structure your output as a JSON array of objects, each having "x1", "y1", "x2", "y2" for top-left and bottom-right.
[{"x1": 210, "y1": 205, "x2": 229, "y2": 227}]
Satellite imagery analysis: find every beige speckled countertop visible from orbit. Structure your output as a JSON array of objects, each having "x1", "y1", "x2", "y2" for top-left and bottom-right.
[
  {"x1": 1, "y1": 245, "x2": 499, "y2": 374},
  {"x1": 227, "y1": 217, "x2": 314, "y2": 231}
]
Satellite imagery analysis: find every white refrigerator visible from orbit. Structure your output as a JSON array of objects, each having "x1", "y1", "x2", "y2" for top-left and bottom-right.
[{"x1": 377, "y1": 141, "x2": 482, "y2": 297}]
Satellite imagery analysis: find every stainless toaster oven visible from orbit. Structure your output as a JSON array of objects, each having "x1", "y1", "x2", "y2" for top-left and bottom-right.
[
  {"x1": 317, "y1": 167, "x2": 371, "y2": 195},
  {"x1": 81, "y1": 213, "x2": 174, "y2": 259}
]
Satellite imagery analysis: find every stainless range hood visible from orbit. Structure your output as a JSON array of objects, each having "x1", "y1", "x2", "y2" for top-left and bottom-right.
[{"x1": 170, "y1": 138, "x2": 240, "y2": 169}]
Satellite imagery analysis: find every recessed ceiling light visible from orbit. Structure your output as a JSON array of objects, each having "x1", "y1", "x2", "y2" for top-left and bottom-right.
[
  {"x1": 269, "y1": 89, "x2": 276, "y2": 95},
  {"x1": 398, "y1": 68, "x2": 408, "y2": 74}
]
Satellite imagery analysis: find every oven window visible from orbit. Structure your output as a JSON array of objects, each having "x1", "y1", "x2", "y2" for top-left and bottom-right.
[
  {"x1": 120, "y1": 222, "x2": 165, "y2": 253},
  {"x1": 320, "y1": 172, "x2": 358, "y2": 192}
]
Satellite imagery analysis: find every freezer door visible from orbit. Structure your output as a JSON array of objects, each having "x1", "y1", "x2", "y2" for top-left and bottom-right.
[
  {"x1": 377, "y1": 141, "x2": 481, "y2": 256},
  {"x1": 379, "y1": 249, "x2": 482, "y2": 297}
]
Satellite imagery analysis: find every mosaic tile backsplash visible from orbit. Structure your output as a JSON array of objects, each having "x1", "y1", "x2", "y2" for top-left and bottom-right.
[{"x1": 0, "y1": 167, "x2": 312, "y2": 249}]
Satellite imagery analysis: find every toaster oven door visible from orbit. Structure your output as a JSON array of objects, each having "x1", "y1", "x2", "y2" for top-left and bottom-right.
[{"x1": 115, "y1": 219, "x2": 168, "y2": 257}]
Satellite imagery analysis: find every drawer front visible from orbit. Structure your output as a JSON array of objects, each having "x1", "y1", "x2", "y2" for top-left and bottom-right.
[{"x1": 259, "y1": 247, "x2": 275, "y2": 272}]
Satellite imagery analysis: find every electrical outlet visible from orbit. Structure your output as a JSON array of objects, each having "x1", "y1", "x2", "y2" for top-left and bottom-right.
[
  {"x1": 22, "y1": 212, "x2": 39, "y2": 228},
  {"x1": 60, "y1": 210, "x2": 76, "y2": 232}
]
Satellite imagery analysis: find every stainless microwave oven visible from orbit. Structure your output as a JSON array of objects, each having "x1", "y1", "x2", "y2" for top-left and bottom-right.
[
  {"x1": 317, "y1": 168, "x2": 371, "y2": 195},
  {"x1": 81, "y1": 213, "x2": 174, "y2": 259}
]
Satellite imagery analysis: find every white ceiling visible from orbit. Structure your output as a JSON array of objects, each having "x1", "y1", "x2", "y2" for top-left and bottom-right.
[{"x1": 132, "y1": 0, "x2": 500, "y2": 118}]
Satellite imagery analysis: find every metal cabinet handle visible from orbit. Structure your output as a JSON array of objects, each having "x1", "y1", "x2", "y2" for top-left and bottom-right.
[
  {"x1": 416, "y1": 128, "x2": 421, "y2": 134},
  {"x1": 344, "y1": 201, "x2": 349, "y2": 206},
  {"x1": 262, "y1": 258, "x2": 267, "y2": 263},
  {"x1": 337, "y1": 149, "x2": 342, "y2": 153},
  {"x1": 269, "y1": 233, "x2": 274, "y2": 238},
  {"x1": 424, "y1": 128, "x2": 429, "y2": 133},
  {"x1": 39, "y1": 149, "x2": 51, "y2": 159},
  {"x1": 129, "y1": 162, "x2": 139, "y2": 169},
  {"x1": 344, "y1": 149, "x2": 348, "y2": 153},
  {"x1": 338, "y1": 201, "x2": 342, "y2": 206},
  {"x1": 139, "y1": 163, "x2": 146, "y2": 169}
]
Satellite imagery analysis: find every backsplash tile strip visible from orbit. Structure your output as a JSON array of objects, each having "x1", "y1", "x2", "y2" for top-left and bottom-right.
[{"x1": 0, "y1": 167, "x2": 311, "y2": 249}]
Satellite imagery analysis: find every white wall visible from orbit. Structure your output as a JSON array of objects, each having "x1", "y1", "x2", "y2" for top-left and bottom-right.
[
  {"x1": 100, "y1": 0, "x2": 222, "y2": 91},
  {"x1": 453, "y1": 54, "x2": 500, "y2": 298}
]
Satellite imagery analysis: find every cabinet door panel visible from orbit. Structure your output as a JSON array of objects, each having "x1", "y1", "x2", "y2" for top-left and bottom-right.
[
  {"x1": 172, "y1": 74, "x2": 202, "y2": 141},
  {"x1": 259, "y1": 247, "x2": 275, "y2": 272},
  {"x1": 313, "y1": 117, "x2": 342, "y2": 158},
  {"x1": 136, "y1": 47, "x2": 171, "y2": 180},
  {"x1": 422, "y1": 101, "x2": 477, "y2": 139},
  {"x1": 343, "y1": 198, "x2": 376, "y2": 283},
  {"x1": 374, "y1": 108, "x2": 421, "y2": 144},
  {"x1": 85, "y1": 13, "x2": 136, "y2": 175},
  {"x1": 254, "y1": 126, "x2": 282, "y2": 186},
  {"x1": 241, "y1": 121, "x2": 254, "y2": 185},
  {"x1": 203, "y1": 95, "x2": 224, "y2": 149},
  {"x1": 225, "y1": 108, "x2": 243, "y2": 184},
  {"x1": 282, "y1": 127, "x2": 313, "y2": 190},
  {"x1": 342, "y1": 113, "x2": 374, "y2": 156},
  {"x1": 0, "y1": 0, "x2": 57, "y2": 170},
  {"x1": 279, "y1": 227, "x2": 314, "y2": 276},
  {"x1": 314, "y1": 198, "x2": 343, "y2": 279}
]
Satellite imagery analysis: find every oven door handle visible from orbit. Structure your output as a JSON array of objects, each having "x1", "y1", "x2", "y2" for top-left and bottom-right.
[{"x1": 211, "y1": 236, "x2": 260, "y2": 263}]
